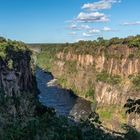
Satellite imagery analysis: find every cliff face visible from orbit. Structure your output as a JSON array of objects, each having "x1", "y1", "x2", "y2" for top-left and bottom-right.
[
  {"x1": 37, "y1": 43, "x2": 140, "y2": 131},
  {"x1": 56, "y1": 45, "x2": 140, "y2": 77},
  {"x1": 0, "y1": 40, "x2": 37, "y2": 123},
  {"x1": 53, "y1": 45, "x2": 140, "y2": 101}
]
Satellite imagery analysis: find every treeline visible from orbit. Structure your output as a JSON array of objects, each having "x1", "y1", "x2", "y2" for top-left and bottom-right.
[{"x1": 36, "y1": 35, "x2": 140, "y2": 56}]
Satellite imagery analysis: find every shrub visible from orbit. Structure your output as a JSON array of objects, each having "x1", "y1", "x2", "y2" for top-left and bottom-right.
[
  {"x1": 85, "y1": 88, "x2": 94, "y2": 98},
  {"x1": 128, "y1": 54, "x2": 134, "y2": 59},
  {"x1": 132, "y1": 74, "x2": 140, "y2": 91}
]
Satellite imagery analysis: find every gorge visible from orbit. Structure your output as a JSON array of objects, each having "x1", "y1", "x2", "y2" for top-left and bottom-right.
[
  {"x1": 0, "y1": 36, "x2": 140, "y2": 139},
  {"x1": 36, "y1": 36, "x2": 140, "y2": 134}
]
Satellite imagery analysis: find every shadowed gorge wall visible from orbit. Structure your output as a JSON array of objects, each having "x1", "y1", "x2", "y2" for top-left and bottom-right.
[{"x1": 0, "y1": 38, "x2": 37, "y2": 124}]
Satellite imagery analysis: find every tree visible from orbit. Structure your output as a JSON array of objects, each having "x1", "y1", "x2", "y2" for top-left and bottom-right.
[
  {"x1": 124, "y1": 98, "x2": 140, "y2": 114},
  {"x1": 0, "y1": 37, "x2": 6, "y2": 43}
]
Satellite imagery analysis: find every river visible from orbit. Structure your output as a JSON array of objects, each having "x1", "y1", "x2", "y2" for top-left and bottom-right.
[{"x1": 36, "y1": 68, "x2": 93, "y2": 121}]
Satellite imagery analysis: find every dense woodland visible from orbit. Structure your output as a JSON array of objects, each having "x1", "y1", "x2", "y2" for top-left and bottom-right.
[{"x1": 36, "y1": 35, "x2": 140, "y2": 54}]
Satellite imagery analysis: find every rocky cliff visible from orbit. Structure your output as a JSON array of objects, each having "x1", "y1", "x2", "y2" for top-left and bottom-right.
[
  {"x1": 0, "y1": 38, "x2": 37, "y2": 124},
  {"x1": 37, "y1": 36, "x2": 140, "y2": 131}
]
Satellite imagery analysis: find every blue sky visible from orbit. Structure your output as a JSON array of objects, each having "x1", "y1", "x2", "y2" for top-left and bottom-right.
[{"x1": 0, "y1": 0, "x2": 140, "y2": 43}]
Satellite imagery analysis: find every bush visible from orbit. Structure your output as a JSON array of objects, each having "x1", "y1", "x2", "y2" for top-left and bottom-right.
[
  {"x1": 132, "y1": 74, "x2": 140, "y2": 91},
  {"x1": 128, "y1": 38, "x2": 140, "y2": 48},
  {"x1": 85, "y1": 88, "x2": 94, "y2": 98},
  {"x1": 128, "y1": 54, "x2": 134, "y2": 59}
]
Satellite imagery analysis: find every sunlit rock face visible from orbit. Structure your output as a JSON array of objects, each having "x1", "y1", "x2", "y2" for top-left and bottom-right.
[
  {"x1": 95, "y1": 82, "x2": 140, "y2": 131},
  {"x1": 56, "y1": 45, "x2": 140, "y2": 77},
  {"x1": 127, "y1": 114, "x2": 140, "y2": 130},
  {"x1": 54, "y1": 45, "x2": 140, "y2": 104},
  {"x1": 95, "y1": 82, "x2": 140, "y2": 106},
  {"x1": 39, "y1": 44, "x2": 140, "y2": 131}
]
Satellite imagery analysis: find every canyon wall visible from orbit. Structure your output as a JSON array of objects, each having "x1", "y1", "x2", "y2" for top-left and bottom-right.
[
  {"x1": 0, "y1": 40, "x2": 37, "y2": 124},
  {"x1": 37, "y1": 42, "x2": 140, "y2": 131}
]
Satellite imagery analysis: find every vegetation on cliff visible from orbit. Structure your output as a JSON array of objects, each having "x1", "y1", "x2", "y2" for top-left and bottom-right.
[
  {"x1": 36, "y1": 35, "x2": 140, "y2": 133},
  {"x1": 131, "y1": 74, "x2": 140, "y2": 91},
  {"x1": 37, "y1": 35, "x2": 140, "y2": 101},
  {"x1": 96, "y1": 71, "x2": 122, "y2": 85}
]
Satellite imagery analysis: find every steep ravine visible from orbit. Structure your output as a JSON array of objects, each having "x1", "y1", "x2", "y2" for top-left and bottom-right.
[{"x1": 37, "y1": 40, "x2": 140, "y2": 132}]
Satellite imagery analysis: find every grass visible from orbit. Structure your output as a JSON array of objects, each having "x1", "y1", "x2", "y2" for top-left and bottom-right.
[
  {"x1": 97, "y1": 107, "x2": 113, "y2": 121},
  {"x1": 65, "y1": 61, "x2": 77, "y2": 73},
  {"x1": 85, "y1": 88, "x2": 94, "y2": 99},
  {"x1": 96, "y1": 71, "x2": 122, "y2": 85},
  {"x1": 57, "y1": 77, "x2": 67, "y2": 88},
  {"x1": 97, "y1": 106, "x2": 127, "y2": 125}
]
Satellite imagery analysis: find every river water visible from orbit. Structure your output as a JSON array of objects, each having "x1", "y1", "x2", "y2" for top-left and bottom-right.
[{"x1": 36, "y1": 68, "x2": 92, "y2": 121}]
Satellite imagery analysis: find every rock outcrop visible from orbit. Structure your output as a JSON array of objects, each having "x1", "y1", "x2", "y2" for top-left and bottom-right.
[{"x1": 0, "y1": 40, "x2": 37, "y2": 122}]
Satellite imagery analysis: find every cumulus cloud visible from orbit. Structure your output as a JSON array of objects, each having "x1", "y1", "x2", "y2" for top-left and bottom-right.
[
  {"x1": 82, "y1": 26, "x2": 117, "y2": 37},
  {"x1": 66, "y1": 0, "x2": 121, "y2": 39},
  {"x1": 101, "y1": 26, "x2": 118, "y2": 32},
  {"x1": 122, "y1": 21, "x2": 140, "y2": 26},
  {"x1": 70, "y1": 23, "x2": 77, "y2": 29},
  {"x1": 80, "y1": 24, "x2": 91, "y2": 29},
  {"x1": 83, "y1": 32, "x2": 93, "y2": 37},
  {"x1": 68, "y1": 23, "x2": 80, "y2": 30},
  {"x1": 88, "y1": 29, "x2": 101, "y2": 34},
  {"x1": 77, "y1": 12, "x2": 109, "y2": 23},
  {"x1": 83, "y1": 28, "x2": 100, "y2": 37},
  {"x1": 102, "y1": 26, "x2": 112, "y2": 31},
  {"x1": 68, "y1": 23, "x2": 92, "y2": 31},
  {"x1": 82, "y1": 0, "x2": 121, "y2": 11}
]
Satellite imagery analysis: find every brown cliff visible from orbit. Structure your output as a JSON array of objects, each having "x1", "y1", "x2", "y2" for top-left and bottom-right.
[{"x1": 37, "y1": 39, "x2": 140, "y2": 131}]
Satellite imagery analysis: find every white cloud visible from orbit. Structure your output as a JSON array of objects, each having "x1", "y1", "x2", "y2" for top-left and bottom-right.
[
  {"x1": 66, "y1": 0, "x2": 121, "y2": 38},
  {"x1": 77, "y1": 12, "x2": 109, "y2": 23},
  {"x1": 83, "y1": 28, "x2": 100, "y2": 37},
  {"x1": 102, "y1": 26, "x2": 119, "y2": 32},
  {"x1": 83, "y1": 32, "x2": 92, "y2": 37},
  {"x1": 88, "y1": 29, "x2": 101, "y2": 34},
  {"x1": 70, "y1": 23, "x2": 77, "y2": 29},
  {"x1": 83, "y1": 27, "x2": 118, "y2": 36},
  {"x1": 102, "y1": 26, "x2": 111, "y2": 31},
  {"x1": 82, "y1": 0, "x2": 121, "y2": 11},
  {"x1": 68, "y1": 23, "x2": 80, "y2": 30},
  {"x1": 122, "y1": 21, "x2": 140, "y2": 26},
  {"x1": 80, "y1": 24, "x2": 91, "y2": 29},
  {"x1": 68, "y1": 23, "x2": 92, "y2": 31}
]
